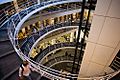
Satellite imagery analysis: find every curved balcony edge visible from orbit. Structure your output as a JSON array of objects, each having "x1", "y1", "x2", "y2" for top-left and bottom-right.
[
  {"x1": 35, "y1": 42, "x2": 79, "y2": 63},
  {"x1": 13, "y1": 0, "x2": 81, "y2": 38}
]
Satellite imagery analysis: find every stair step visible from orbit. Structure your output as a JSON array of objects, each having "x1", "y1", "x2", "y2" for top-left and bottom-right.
[
  {"x1": 0, "y1": 40, "x2": 14, "y2": 54},
  {"x1": 0, "y1": 50, "x2": 15, "y2": 58},
  {"x1": 40, "y1": 76, "x2": 50, "y2": 80},
  {"x1": 31, "y1": 71, "x2": 41, "y2": 80},
  {"x1": 0, "y1": 53, "x2": 21, "y2": 77},
  {"x1": 4, "y1": 69, "x2": 19, "y2": 80},
  {"x1": 1, "y1": 66, "x2": 19, "y2": 80}
]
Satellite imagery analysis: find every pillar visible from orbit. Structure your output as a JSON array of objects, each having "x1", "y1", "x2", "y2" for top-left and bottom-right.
[
  {"x1": 70, "y1": 32, "x2": 74, "y2": 42},
  {"x1": 51, "y1": 39, "x2": 56, "y2": 45},
  {"x1": 13, "y1": 0, "x2": 19, "y2": 12}
]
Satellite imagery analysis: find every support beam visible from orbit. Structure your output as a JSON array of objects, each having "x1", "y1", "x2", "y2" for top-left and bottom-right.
[{"x1": 72, "y1": 0, "x2": 86, "y2": 74}]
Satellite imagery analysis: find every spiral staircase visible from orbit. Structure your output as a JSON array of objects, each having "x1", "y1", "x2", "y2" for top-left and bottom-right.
[{"x1": 0, "y1": 0, "x2": 120, "y2": 80}]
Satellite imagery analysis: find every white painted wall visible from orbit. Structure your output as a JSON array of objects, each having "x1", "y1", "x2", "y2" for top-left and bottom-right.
[{"x1": 78, "y1": 0, "x2": 120, "y2": 78}]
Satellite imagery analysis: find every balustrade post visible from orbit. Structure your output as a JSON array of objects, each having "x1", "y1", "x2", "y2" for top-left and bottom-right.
[
  {"x1": 38, "y1": 0, "x2": 40, "y2": 4},
  {"x1": 3, "y1": 9, "x2": 9, "y2": 19},
  {"x1": 32, "y1": 36, "x2": 35, "y2": 43},
  {"x1": 67, "y1": 3, "x2": 69, "y2": 11},
  {"x1": 11, "y1": 19, "x2": 16, "y2": 29},
  {"x1": 18, "y1": 13, "x2": 21, "y2": 21},
  {"x1": 26, "y1": 8, "x2": 29, "y2": 14},
  {"x1": 27, "y1": 44, "x2": 31, "y2": 51}
]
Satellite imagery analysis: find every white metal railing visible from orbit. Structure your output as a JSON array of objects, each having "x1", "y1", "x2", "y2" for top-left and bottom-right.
[
  {"x1": 6, "y1": 0, "x2": 120, "y2": 80},
  {"x1": 8, "y1": 0, "x2": 82, "y2": 79},
  {"x1": 0, "y1": 0, "x2": 81, "y2": 28},
  {"x1": 0, "y1": 0, "x2": 38, "y2": 28}
]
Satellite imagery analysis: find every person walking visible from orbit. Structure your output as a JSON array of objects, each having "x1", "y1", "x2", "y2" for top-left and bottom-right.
[{"x1": 19, "y1": 61, "x2": 32, "y2": 80}]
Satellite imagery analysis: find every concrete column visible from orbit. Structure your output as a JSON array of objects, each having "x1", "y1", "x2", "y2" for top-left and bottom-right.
[
  {"x1": 13, "y1": 0, "x2": 19, "y2": 12},
  {"x1": 76, "y1": 30, "x2": 78, "y2": 39},
  {"x1": 70, "y1": 32, "x2": 74, "y2": 42},
  {"x1": 84, "y1": 10, "x2": 89, "y2": 20},
  {"x1": 76, "y1": 30, "x2": 84, "y2": 42},
  {"x1": 51, "y1": 39, "x2": 56, "y2": 45},
  {"x1": 45, "y1": 57, "x2": 48, "y2": 62},
  {"x1": 79, "y1": 31, "x2": 84, "y2": 42}
]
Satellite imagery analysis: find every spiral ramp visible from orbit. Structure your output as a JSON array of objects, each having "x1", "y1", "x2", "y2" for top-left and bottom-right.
[{"x1": 0, "y1": 0, "x2": 120, "y2": 80}]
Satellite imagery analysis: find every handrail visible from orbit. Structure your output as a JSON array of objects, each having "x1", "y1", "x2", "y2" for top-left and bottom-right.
[{"x1": 42, "y1": 55, "x2": 77, "y2": 67}]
